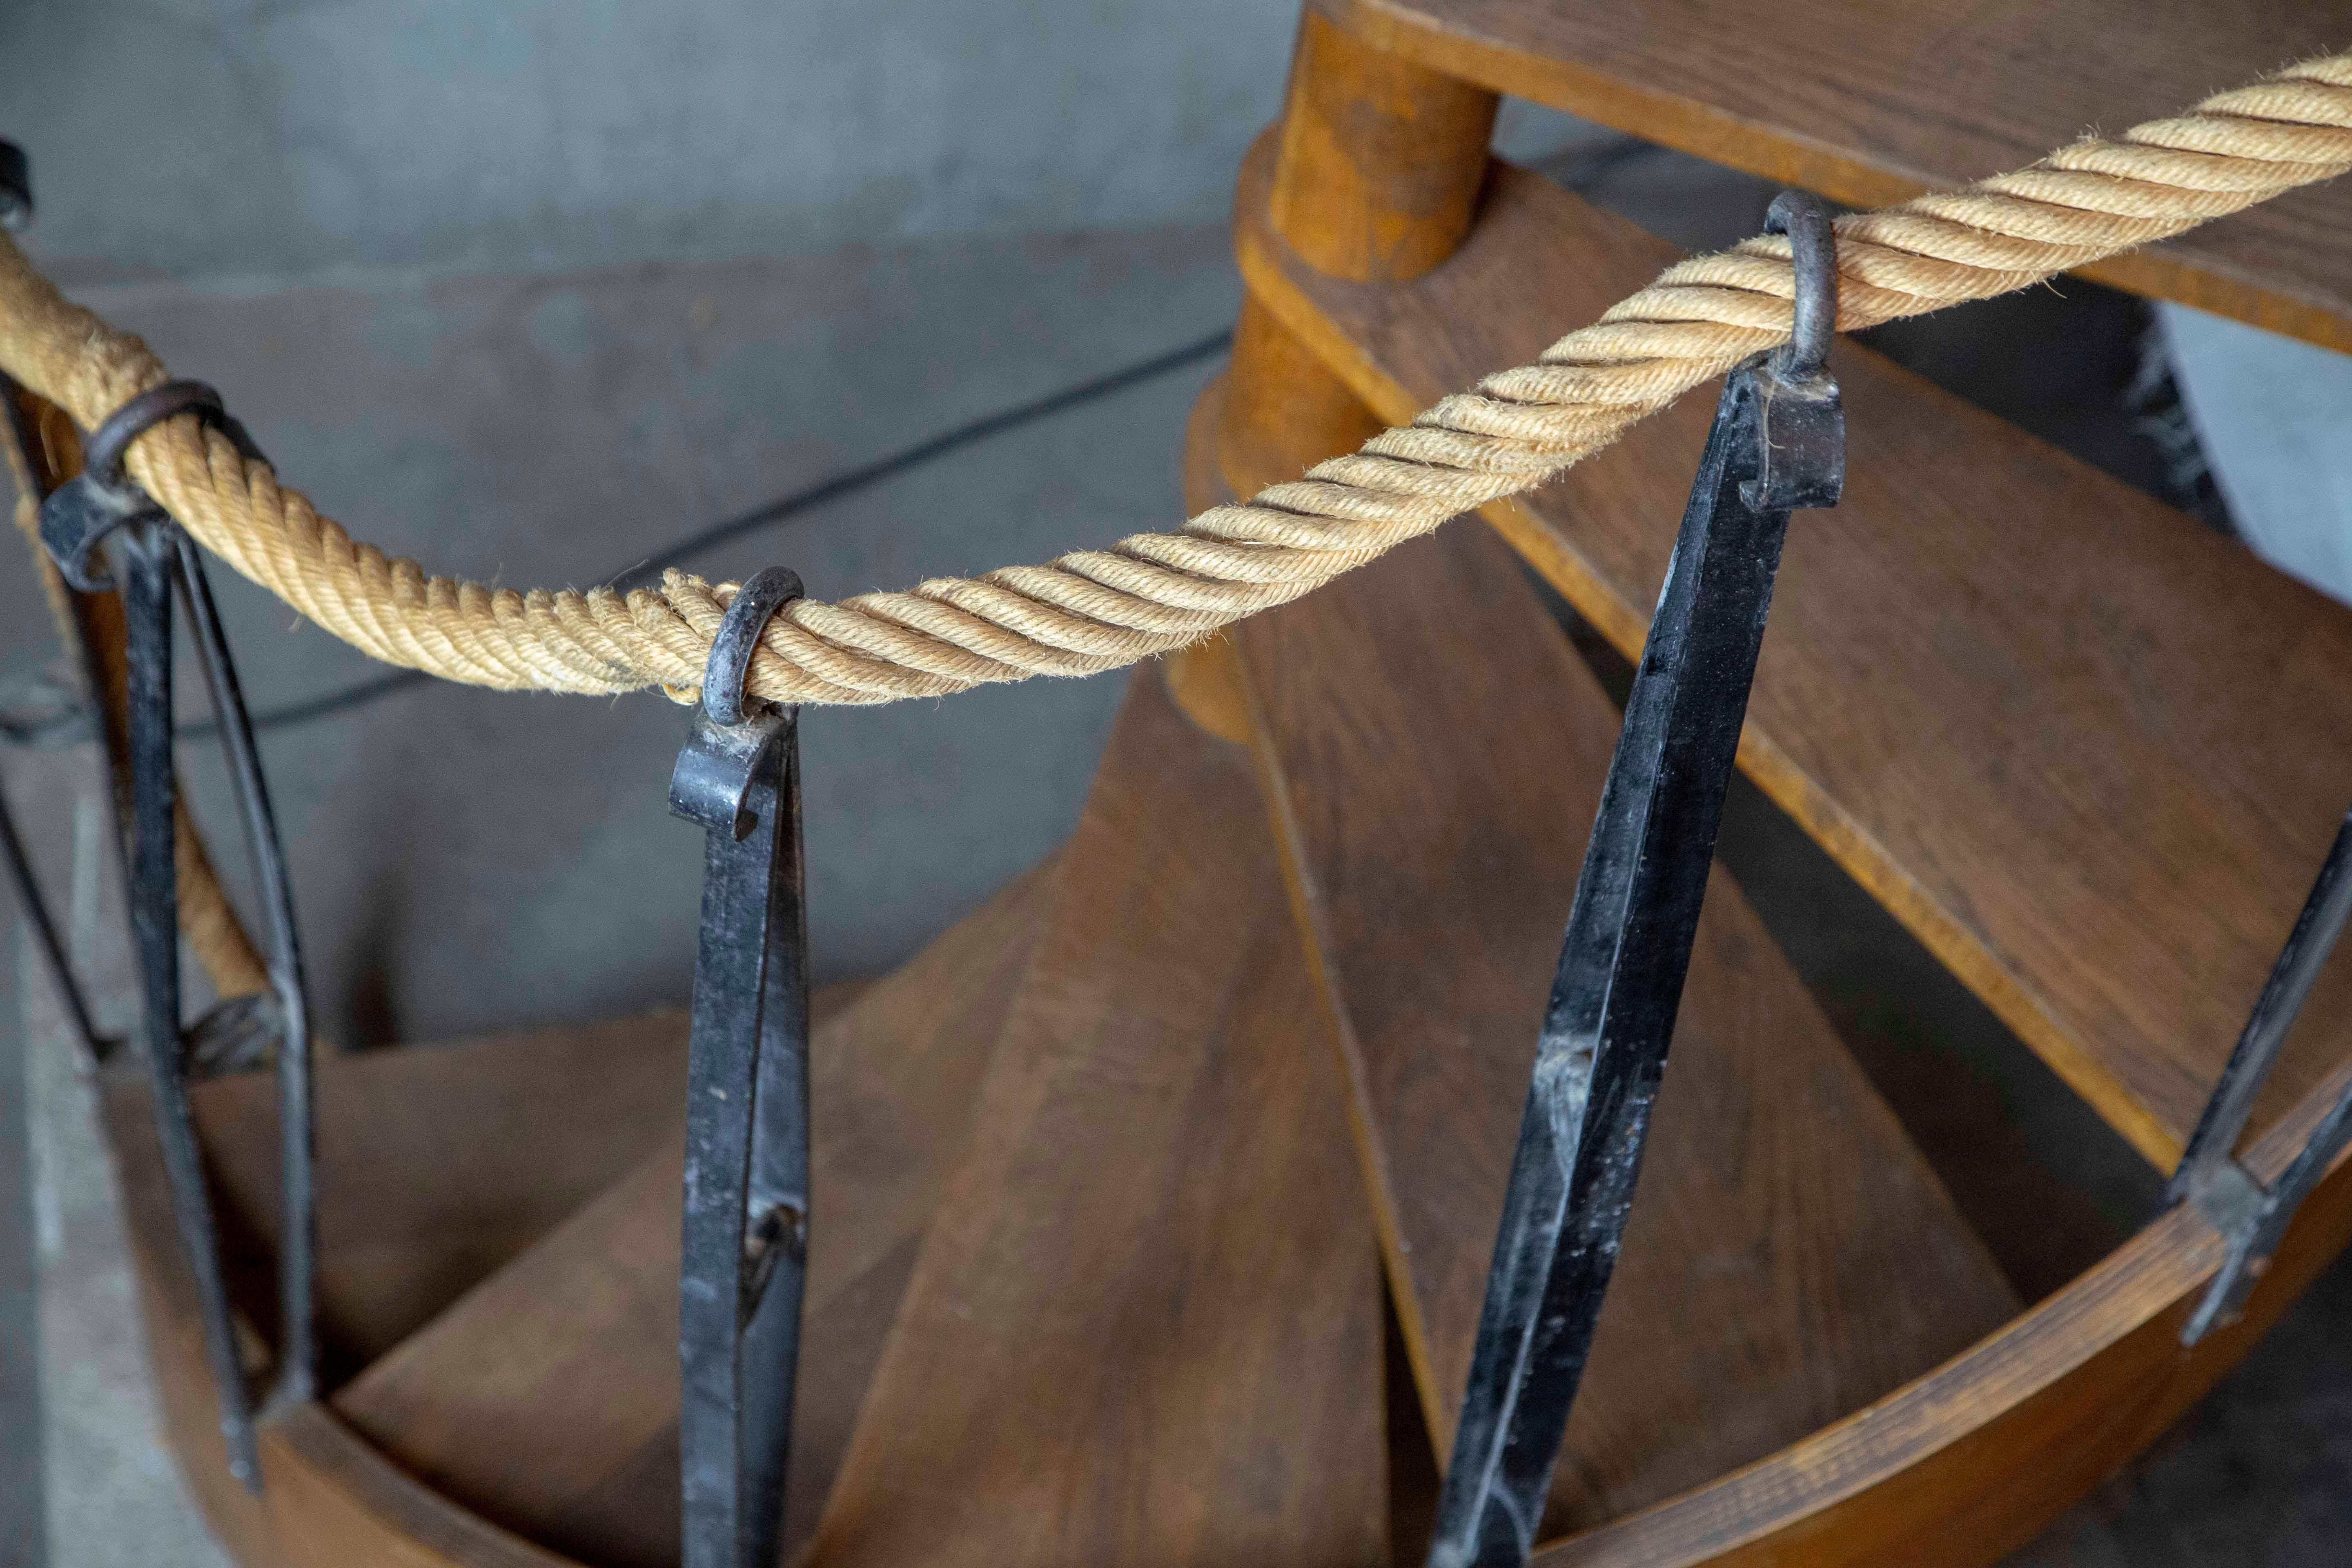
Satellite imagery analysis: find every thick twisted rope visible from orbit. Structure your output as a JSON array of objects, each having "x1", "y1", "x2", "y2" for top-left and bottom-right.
[{"x1": 3, "y1": 54, "x2": 2350, "y2": 709}]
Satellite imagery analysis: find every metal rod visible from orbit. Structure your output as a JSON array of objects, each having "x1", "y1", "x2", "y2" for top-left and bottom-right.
[
  {"x1": 1425, "y1": 193, "x2": 1842, "y2": 1568},
  {"x1": 0, "y1": 779, "x2": 108, "y2": 1062},
  {"x1": 120, "y1": 523, "x2": 263, "y2": 1489},
  {"x1": 2169, "y1": 811, "x2": 2352, "y2": 1205},
  {"x1": 670, "y1": 568, "x2": 811, "y2": 1568},
  {"x1": 2170, "y1": 810, "x2": 2352, "y2": 1341},
  {"x1": 172, "y1": 533, "x2": 317, "y2": 1410}
]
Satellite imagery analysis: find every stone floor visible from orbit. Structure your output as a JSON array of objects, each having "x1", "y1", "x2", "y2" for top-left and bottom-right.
[{"x1": 4, "y1": 158, "x2": 2352, "y2": 1565}]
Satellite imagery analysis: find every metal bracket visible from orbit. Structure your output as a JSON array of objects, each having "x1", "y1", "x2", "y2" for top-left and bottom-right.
[
  {"x1": 1426, "y1": 192, "x2": 1844, "y2": 1568},
  {"x1": 39, "y1": 381, "x2": 265, "y2": 592},
  {"x1": 2169, "y1": 811, "x2": 2352, "y2": 1344},
  {"x1": 31, "y1": 383, "x2": 315, "y2": 1492},
  {"x1": 669, "y1": 567, "x2": 812, "y2": 1568}
]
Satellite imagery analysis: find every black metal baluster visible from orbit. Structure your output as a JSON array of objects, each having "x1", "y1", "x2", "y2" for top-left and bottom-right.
[
  {"x1": 35, "y1": 380, "x2": 317, "y2": 1486},
  {"x1": 1426, "y1": 192, "x2": 1846, "y2": 1568},
  {"x1": 121, "y1": 521, "x2": 265, "y2": 1486},
  {"x1": 2167, "y1": 811, "x2": 2352, "y2": 1342},
  {"x1": 173, "y1": 532, "x2": 317, "y2": 1408},
  {"x1": 669, "y1": 567, "x2": 812, "y2": 1568}
]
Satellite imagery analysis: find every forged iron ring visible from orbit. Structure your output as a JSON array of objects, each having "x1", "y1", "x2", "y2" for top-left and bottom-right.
[
  {"x1": 699, "y1": 566, "x2": 806, "y2": 726},
  {"x1": 83, "y1": 379, "x2": 265, "y2": 486},
  {"x1": 1763, "y1": 191, "x2": 1837, "y2": 382}
]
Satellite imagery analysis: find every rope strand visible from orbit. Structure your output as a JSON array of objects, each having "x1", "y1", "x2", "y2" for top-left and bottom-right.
[{"x1": 2, "y1": 53, "x2": 2349, "y2": 709}]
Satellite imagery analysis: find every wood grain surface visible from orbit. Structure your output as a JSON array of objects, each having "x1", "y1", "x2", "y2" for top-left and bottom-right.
[
  {"x1": 332, "y1": 868, "x2": 1056, "y2": 1567},
  {"x1": 112, "y1": 1001, "x2": 2352, "y2": 1568},
  {"x1": 1221, "y1": 486, "x2": 2018, "y2": 1534},
  {"x1": 185, "y1": 1009, "x2": 697, "y2": 1376},
  {"x1": 1321, "y1": 0, "x2": 2352, "y2": 351},
  {"x1": 807, "y1": 670, "x2": 1386, "y2": 1568},
  {"x1": 1532, "y1": 1062, "x2": 2352, "y2": 1568},
  {"x1": 1271, "y1": 10, "x2": 1498, "y2": 283},
  {"x1": 1235, "y1": 134, "x2": 2352, "y2": 1168}
]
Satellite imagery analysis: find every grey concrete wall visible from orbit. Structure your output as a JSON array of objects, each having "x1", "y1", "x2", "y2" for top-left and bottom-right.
[{"x1": 2, "y1": 0, "x2": 1293, "y2": 286}]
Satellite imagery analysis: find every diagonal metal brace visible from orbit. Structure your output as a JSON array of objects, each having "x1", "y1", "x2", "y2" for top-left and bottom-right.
[
  {"x1": 669, "y1": 567, "x2": 813, "y2": 1568},
  {"x1": 2168, "y1": 810, "x2": 2352, "y2": 1344},
  {"x1": 1426, "y1": 192, "x2": 1844, "y2": 1568}
]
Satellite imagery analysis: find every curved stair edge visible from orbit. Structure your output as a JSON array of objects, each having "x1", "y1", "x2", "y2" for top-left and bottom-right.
[{"x1": 1180, "y1": 365, "x2": 2352, "y2": 1568}]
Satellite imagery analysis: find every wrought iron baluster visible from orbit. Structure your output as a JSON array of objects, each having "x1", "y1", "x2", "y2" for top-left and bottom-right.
[
  {"x1": 1426, "y1": 192, "x2": 1845, "y2": 1568},
  {"x1": 669, "y1": 567, "x2": 812, "y2": 1568},
  {"x1": 172, "y1": 528, "x2": 317, "y2": 1405},
  {"x1": 36, "y1": 381, "x2": 317, "y2": 1488},
  {"x1": 119, "y1": 522, "x2": 264, "y2": 1484},
  {"x1": 2167, "y1": 811, "x2": 2352, "y2": 1343}
]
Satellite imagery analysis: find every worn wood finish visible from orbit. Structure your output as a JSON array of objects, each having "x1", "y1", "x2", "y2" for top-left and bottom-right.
[
  {"x1": 808, "y1": 670, "x2": 1386, "y2": 1568},
  {"x1": 1205, "y1": 440, "x2": 2016, "y2": 1530},
  {"x1": 107, "y1": 1079, "x2": 579, "y2": 1568},
  {"x1": 333, "y1": 871, "x2": 1054, "y2": 1567},
  {"x1": 1529, "y1": 1067, "x2": 2352, "y2": 1568},
  {"x1": 267, "y1": 1407, "x2": 579, "y2": 1568},
  {"x1": 1218, "y1": 295, "x2": 1390, "y2": 510},
  {"x1": 185, "y1": 1010, "x2": 697, "y2": 1376},
  {"x1": 1320, "y1": 0, "x2": 2352, "y2": 352},
  {"x1": 1234, "y1": 134, "x2": 2352, "y2": 1168},
  {"x1": 1272, "y1": 9, "x2": 1499, "y2": 283},
  {"x1": 127, "y1": 1035, "x2": 2352, "y2": 1568}
]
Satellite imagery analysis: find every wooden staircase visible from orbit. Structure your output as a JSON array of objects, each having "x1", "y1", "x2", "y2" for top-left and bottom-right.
[{"x1": 80, "y1": 3, "x2": 2352, "y2": 1566}]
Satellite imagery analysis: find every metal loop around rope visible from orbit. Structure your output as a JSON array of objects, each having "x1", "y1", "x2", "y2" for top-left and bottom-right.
[
  {"x1": 699, "y1": 566, "x2": 806, "y2": 727},
  {"x1": 1763, "y1": 190, "x2": 1837, "y2": 383},
  {"x1": 666, "y1": 563, "x2": 812, "y2": 1568},
  {"x1": 39, "y1": 379, "x2": 268, "y2": 592}
]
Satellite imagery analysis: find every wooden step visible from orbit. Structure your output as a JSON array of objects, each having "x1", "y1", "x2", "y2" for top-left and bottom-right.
[
  {"x1": 330, "y1": 866, "x2": 1056, "y2": 1568},
  {"x1": 1191, "y1": 428, "x2": 2021, "y2": 1535},
  {"x1": 100, "y1": 1002, "x2": 803, "y2": 1566},
  {"x1": 806, "y1": 668, "x2": 1386, "y2": 1567},
  {"x1": 1234, "y1": 133, "x2": 2352, "y2": 1171},
  {"x1": 1315, "y1": 0, "x2": 2352, "y2": 350},
  {"x1": 121, "y1": 1008, "x2": 702, "y2": 1381}
]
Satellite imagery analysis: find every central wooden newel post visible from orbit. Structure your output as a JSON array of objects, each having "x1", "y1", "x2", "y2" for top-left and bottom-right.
[
  {"x1": 1169, "y1": 10, "x2": 1494, "y2": 734},
  {"x1": 1228, "y1": 8, "x2": 1496, "y2": 492},
  {"x1": 1170, "y1": 0, "x2": 1506, "y2": 1522}
]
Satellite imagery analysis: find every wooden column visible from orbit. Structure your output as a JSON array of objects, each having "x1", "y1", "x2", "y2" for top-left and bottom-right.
[
  {"x1": 1220, "y1": 8, "x2": 1496, "y2": 492},
  {"x1": 1168, "y1": 11, "x2": 1494, "y2": 737},
  {"x1": 1229, "y1": 8, "x2": 1497, "y2": 488},
  {"x1": 1269, "y1": 10, "x2": 1499, "y2": 285}
]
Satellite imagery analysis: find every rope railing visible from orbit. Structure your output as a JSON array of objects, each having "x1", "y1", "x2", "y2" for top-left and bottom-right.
[{"x1": 2, "y1": 54, "x2": 2350, "y2": 713}]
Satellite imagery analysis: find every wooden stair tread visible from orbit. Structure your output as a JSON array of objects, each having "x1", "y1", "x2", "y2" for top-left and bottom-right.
[
  {"x1": 1236, "y1": 135, "x2": 2352, "y2": 1170},
  {"x1": 330, "y1": 866, "x2": 1056, "y2": 1568},
  {"x1": 1322, "y1": 0, "x2": 2352, "y2": 350},
  {"x1": 807, "y1": 670, "x2": 1385, "y2": 1568},
  {"x1": 1211, "y1": 483, "x2": 2020, "y2": 1534},
  {"x1": 129, "y1": 1008, "x2": 704, "y2": 1378}
]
